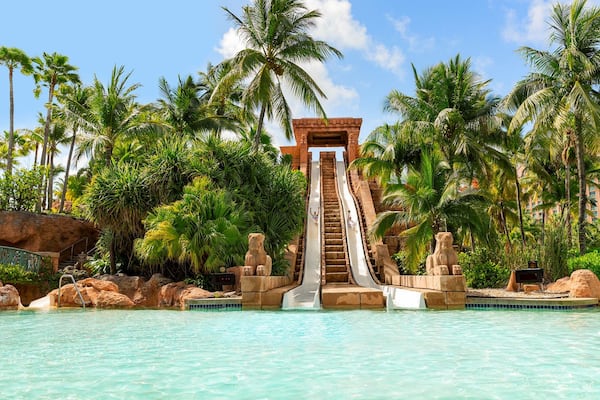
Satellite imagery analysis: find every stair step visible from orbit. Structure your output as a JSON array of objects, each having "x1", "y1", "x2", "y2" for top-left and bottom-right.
[
  {"x1": 325, "y1": 245, "x2": 344, "y2": 252},
  {"x1": 326, "y1": 272, "x2": 349, "y2": 283},
  {"x1": 326, "y1": 265, "x2": 348, "y2": 273},
  {"x1": 325, "y1": 251, "x2": 345, "y2": 260},
  {"x1": 326, "y1": 258, "x2": 347, "y2": 266}
]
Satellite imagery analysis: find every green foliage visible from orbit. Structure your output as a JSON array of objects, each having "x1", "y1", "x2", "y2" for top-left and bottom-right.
[
  {"x1": 0, "y1": 263, "x2": 38, "y2": 283},
  {"x1": 135, "y1": 177, "x2": 249, "y2": 274},
  {"x1": 568, "y1": 251, "x2": 600, "y2": 278},
  {"x1": 459, "y1": 248, "x2": 510, "y2": 289},
  {"x1": 540, "y1": 219, "x2": 569, "y2": 282},
  {"x1": 196, "y1": 140, "x2": 306, "y2": 271},
  {"x1": 0, "y1": 262, "x2": 59, "y2": 290},
  {"x1": 0, "y1": 167, "x2": 44, "y2": 211}
]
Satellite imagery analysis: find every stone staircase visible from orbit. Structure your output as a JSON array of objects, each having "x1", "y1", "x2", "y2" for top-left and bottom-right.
[{"x1": 320, "y1": 152, "x2": 351, "y2": 284}]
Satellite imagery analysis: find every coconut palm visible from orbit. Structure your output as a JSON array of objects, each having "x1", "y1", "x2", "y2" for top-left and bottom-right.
[
  {"x1": 221, "y1": 0, "x2": 342, "y2": 150},
  {"x1": 76, "y1": 65, "x2": 152, "y2": 168},
  {"x1": 0, "y1": 47, "x2": 33, "y2": 175},
  {"x1": 386, "y1": 55, "x2": 505, "y2": 182},
  {"x1": 156, "y1": 75, "x2": 203, "y2": 138},
  {"x1": 504, "y1": 0, "x2": 600, "y2": 254},
  {"x1": 370, "y1": 150, "x2": 489, "y2": 270},
  {"x1": 350, "y1": 122, "x2": 427, "y2": 187},
  {"x1": 32, "y1": 52, "x2": 79, "y2": 172},
  {"x1": 56, "y1": 83, "x2": 92, "y2": 213}
]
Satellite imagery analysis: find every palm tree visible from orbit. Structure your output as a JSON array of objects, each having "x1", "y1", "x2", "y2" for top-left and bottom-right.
[
  {"x1": 76, "y1": 65, "x2": 150, "y2": 168},
  {"x1": 32, "y1": 52, "x2": 79, "y2": 173},
  {"x1": 350, "y1": 122, "x2": 427, "y2": 187},
  {"x1": 504, "y1": 0, "x2": 600, "y2": 254},
  {"x1": 157, "y1": 75, "x2": 203, "y2": 138},
  {"x1": 0, "y1": 47, "x2": 33, "y2": 175},
  {"x1": 370, "y1": 150, "x2": 489, "y2": 270},
  {"x1": 221, "y1": 0, "x2": 342, "y2": 150},
  {"x1": 56, "y1": 83, "x2": 92, "y2": 213},
  {"x1": 386, "y1": 55, "x2": 505, "y2": 182}
]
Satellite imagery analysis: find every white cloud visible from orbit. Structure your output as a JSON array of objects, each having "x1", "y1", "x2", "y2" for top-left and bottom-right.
[
  {"x1": 502, "y1": 0, "x2": 551, "y2": 44},
  {"x1": 215, "y1": 27, "x2": 245, "y2": 59},
  {"x1": 305, "y1": 0, "x2": 405, "y2": 76},
  {"x1": 389, "y1": 15, "x2": 435, "y2": 53},
  {"x1": 473, "y1": 55, "x2": 493, "y2": 79}
]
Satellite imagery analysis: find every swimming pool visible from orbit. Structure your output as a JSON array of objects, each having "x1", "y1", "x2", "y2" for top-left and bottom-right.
[{"x1": 2, "y1": 308, "x2": 600, "y2": 399}]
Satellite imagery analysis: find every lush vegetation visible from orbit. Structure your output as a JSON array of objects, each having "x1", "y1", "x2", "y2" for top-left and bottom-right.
[
  {"x1": 350, "y1": 0, "x2": 600, "y2": 284},
  {"x1": 4, "y1": 0, "x2": 600, "y2": 286}
]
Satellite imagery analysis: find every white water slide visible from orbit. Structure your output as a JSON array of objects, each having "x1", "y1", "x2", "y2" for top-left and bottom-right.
[
  {"x1": 282, "y1": 158, "x2": 425, "y2": 310},
  {"x1": 336, "y1": 161, "x2": 425, "y2": 309},
  {"x1": 281, "y1": 161, "x2": 322, "y2": 310}
]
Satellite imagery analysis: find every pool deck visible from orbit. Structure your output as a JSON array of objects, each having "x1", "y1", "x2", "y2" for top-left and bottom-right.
[{"x1": 466, "y1": 290, "x2": 598, "y2": 310}]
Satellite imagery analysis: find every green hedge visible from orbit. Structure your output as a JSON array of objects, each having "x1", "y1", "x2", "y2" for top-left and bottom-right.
[{"x1": 568, "y1": 251, "x2": 600, "y2": 278}]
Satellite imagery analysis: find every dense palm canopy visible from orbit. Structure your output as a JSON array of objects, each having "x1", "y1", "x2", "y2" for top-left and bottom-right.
[
  {"x1": 221, "y1": 0, "x2": 343, "y2": 149},
  {"x1": 504, "y1": 0, "x2": 600, "y2": 253}
]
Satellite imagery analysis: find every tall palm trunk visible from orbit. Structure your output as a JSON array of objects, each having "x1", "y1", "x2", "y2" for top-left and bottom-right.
[
  {"x1": 564, "y1": 162, "x2": 572, "y2": 248},
  {"x1": 514, "y1": 173, "x2": 526, "y2": 248},
  {"x1": 59, "y1": 127, "x2": 77, "y2": 213},
  {"x1": 6, "y1": 66, "x2": 15, "y2": 175},
  {"x1": 574, "y1": 120, "x2": 587, "y2": 254},
  {"x1": 38, "y1": 80, "x2": 55, "y2": 211},
  {"x1": 500, "y1": 202, "x2": 512, "y2": 250},
  {"x1": 254, "y1": 104, "x2": 266, "y2": 151},
  {"x1": 47, "y1": 150, "x2": 55, "y2": 210}
]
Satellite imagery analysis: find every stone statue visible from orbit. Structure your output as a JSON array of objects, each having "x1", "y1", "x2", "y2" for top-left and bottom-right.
[
  {"x1": 243, "y1": 233, "x2": 272, "y2": 276},
  {"x1": 426, "y1": 232, "x2": 462, "y2": 276}
]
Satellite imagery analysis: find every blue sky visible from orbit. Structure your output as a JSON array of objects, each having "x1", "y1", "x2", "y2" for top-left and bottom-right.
[{"x1": 0, "y1": 0, "x2": 578, "y2": 168}]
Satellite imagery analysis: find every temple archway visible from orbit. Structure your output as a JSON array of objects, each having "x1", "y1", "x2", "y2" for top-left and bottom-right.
[{"x1": 280, "y1": 117, "x2": 362, "y2": 175}]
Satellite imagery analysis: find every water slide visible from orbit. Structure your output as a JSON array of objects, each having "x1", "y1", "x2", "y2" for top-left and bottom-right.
[
  {"x1": 281, "y1": 161, "x2": 322, "y2": 309},
  {"x1": 335, "y1": 161, "x2": 426, "y2": 309}
]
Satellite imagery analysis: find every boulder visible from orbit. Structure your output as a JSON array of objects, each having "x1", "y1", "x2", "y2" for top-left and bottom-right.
[
  {"x1": 569, "y1": 269, "x2": 600, "y2": 298},
  {"x1": 546, "y1": 276, "x2": 571, "y2": 293},
  {"x1": 547, "y1": 269, "x2": 600, "y2": 299},
  {"x1": 100, "y1": 275, "x2": 143, "y2": 299},
  {"x1": 0, "y1": 284, "x2": 21, "y2": 310},
  {"x1": 159, "y1": 282, "x2": 211, "y2": 309},
  {"x1": 96, "y1": 291, "x2": 135, "y2": 308}
]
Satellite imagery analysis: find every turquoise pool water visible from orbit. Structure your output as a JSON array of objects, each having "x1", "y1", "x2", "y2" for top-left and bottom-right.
[{"x1": 2, "y1": 308, "x2": 600, "y2": 399}]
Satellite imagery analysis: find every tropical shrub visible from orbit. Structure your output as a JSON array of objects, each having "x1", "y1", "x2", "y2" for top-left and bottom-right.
[
  {"x1": 568, "y1": 251, "x2": 600, "y2": 279},
  {"x1": 459, "y1": 247, "x2": 509, "y2": 289},
  {"x1": 0, "y1": 167, "x2": 44, "y2": 211},
  {"x1": 135, "y1": 177, "x2": 250, "y2": 275}
]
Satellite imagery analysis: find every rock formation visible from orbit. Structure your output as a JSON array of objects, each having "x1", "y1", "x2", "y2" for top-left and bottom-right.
[
  {"x1": 0, "y1": 211, "x2": 98, "y2": 253},
  {"x1": 0, "y1": 283, "x2": 21, "y2": 310},
  {"x1": 243, "y1": 233, "x2": 273, "y2": 276},
  {"x1": 547, "y1": 269, "x2": 600, "y2": 298},
  {"x1": 45, "y1": 274, "x2": 212, "y2": 310},
  {"x1": 425, "y1": 232, "x2": 462, "y2": 275}
]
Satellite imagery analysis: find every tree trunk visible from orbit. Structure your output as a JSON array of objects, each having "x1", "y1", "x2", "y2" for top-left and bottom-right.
[
  {"x1": 254, "y1": 104, "x2": 266, "y2": 151},
  {"x1": 575, "y1": 118, "x2": 587, "y2": 254},
  {"x1": 565, "y1": 162, "x2": 572, "y2": 248},
  {"x1": 47, "y1": 150, "x2": 54, "y2": 210},
  {"x1": 38, "y1": 79, "x2": 55, "y2": 211},
  {"x1": 514, "y1": 173, "x2": 526, "y2": 248},
  {"x1": 59, "y1": 127, "x2": 77, "y2": 213},
  {"x1": 6, "y1": 67, "x2": 15, "y2": 175},
  {"x1": 500, "y1": 202, "x2": 512, "y2": 250}
]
